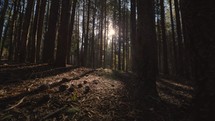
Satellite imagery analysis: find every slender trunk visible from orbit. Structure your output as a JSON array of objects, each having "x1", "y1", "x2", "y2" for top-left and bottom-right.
[
  {"x1": 55, "y1": 0, "x2": 72, "y2": 67},
  {"x1": 169, "y1": 0, "x2": 177, "y2": 77},
  {"x1": 180, "y1": 1, "x2": 191, "y2": 80},
  {"x1": 100, "y1": 2, "x2": 104, "y2": 67},
  {"x1": 83, "y1": 0, "x2": 90, "y2": 66},
  {"x1": 36, "y1": 0, "x2": 47, "y2": 62},
  {"x1": 80, "y1": 0, "x2": 85, "y2": 66},
  {"x1": 8, "y1": 0, "x2": 19, "y2": 61},
  {"x1": 20, "y1": 0, "x2": 35, "y2": 62},
  {"x1": 15, "y1": 0, "x2": 25, "y2": 61},
  {"x1": 91, "y1": 5, "x2": 96, "y2": 68},
  {"x1": 114, "y1": 37, "x2": 117, "y2": 70},
  {"x1": 118, "y1": 0, "x2": 121, "y2": 70},
  {"x1": 67, "y1": 0, "x2": 77, "y2": 64},
  {"x1": 42, "y1": 0, "x2": 60, "y2": 63},
  {"x1": 77, "y1": 10, "x2": 80, "y2": 66},
  {"x1": 160, "y1": 0, "x2": 169, "y2": 75},
  {"x1": 155, "y1": 0, "x2": 161, "y2": 73},
  {"x1": 29, "y1": 0, "x2": 41, "y2": 63},
  {"x1": 125, "y1": 9, "x2": 129, "y2": 72},
  {"x1": 103, "y1": 0, "x2": 107, "y2": 68},
  {"x1": 174, "y1": 0, "x2": 184, "y2": 78},
  {"x1": 130, "y1": 0, "x2": 137, "y2": 72},
  {"x1": 0, "y1": 7, "x2": 12, "y2": 60},
  {"x1": 0, "y1": 0, "x2": 9, "y2": 39},
  {"x1": 111, "y1": 36, "x2": 114, "y2": 69},
  {"x1": 122, "y1": 3, "x2": 126, "y2": 71},
  {"x1": 0, "y1": 22, "x2": 10, "y2": 60}
]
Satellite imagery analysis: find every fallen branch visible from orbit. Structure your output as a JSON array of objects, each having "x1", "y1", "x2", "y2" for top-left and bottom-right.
[
  {"x1": 40, "y1": 106, "x2": 67, "y2": 121},
  {"x1": 4, "y1": 96, "x2": 26, "y2": 111}
]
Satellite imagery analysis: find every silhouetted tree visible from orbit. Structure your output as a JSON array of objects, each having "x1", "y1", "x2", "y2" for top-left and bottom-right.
[
  {"x1": 29, "y1": 0, "x2": 41, "y2": 62},
  {"x1": 20, "y1": 0, "x2": 35, "y2": 62},
  {"x1": 55, "y1": 0, "x2": 72, "y2": 67},
  {"x1": 36, "y1": 0, "x2": 47, "y2": 62},
  {"x1": 181, "y1": 1, "x2": 215, "y2": 120},
  {"x1": 135, "y1": 0, "x2": 158, "y2": 96},
  {"x1": 0, "y1": 0, "x2": 9, "y2": 40},
  {"x1": 160, "y1": 0, "x2": 169, "y2": 75},
  {"x1": 67, "y1": 0, "x2": 78, "y2": 64},
  {"x1": 43, "y1": 0, "x2": 60, "y2": 63}
]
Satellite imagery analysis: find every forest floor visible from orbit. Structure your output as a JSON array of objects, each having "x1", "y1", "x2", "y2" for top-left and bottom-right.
[{"x1": 0, "y1": 64, "x2": 194, "y2": 121}]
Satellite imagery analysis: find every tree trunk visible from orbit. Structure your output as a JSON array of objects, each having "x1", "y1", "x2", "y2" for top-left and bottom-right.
[
  {"x1": 19, "y1": 0, "x2": 35, "y2": 62},
  {"x1": 36, "y1": 0, "x2": 47, "y2": 62},
  {"x1": 155, "y1": 0, "x2": 162, "y2": 73},
  {"x1": 174, "y1": 0, "x2": 184, "y2": 78},
  {"x1": 43, "y1": 0, "x2": 60, "y2": 63},
  {"x1": 99, "y1": 2, "x2": 104, "y2": 67},
  {"x1": 122, "y1": 2, "x2": 126, "y2": 71},
  {"x1": 8, "y1": 0, "x2": 19, "y2": 61},
  {"x1": 80, "y1": 0, "x2": 86, "y2": 66},
  {"x1": 169, "y1": 0, "x2": 177, "y2": 76},
  {"x1": 0, "y1": 12, "x2": 11, "y2": 60},
  {"x1": 103, "y1": 0, "x2": 107, "y2": 68},
  {"x1": 125, "y1": 8, "x2": 129, "y2": 72},
  {"x1": 83, "y1": 0, "x2": 91, "y2": 66},
  {"x1": 181, "y1": 1, "x2": 215, "y2": 120},
  {"x1": 67, "y1": 0, "x2": 77, "y2": 64},
  {"x1": 29, "y1": 0, "x2": 41, "y2": 63},
  {"x1": 0, "y1": 0, "x2": 9, "y2": 40},
  {"x1": 91, "y1": 4, "x2": 96, "y2": 68},
  {"x1": 55, "y1": 0, "x2": 72, "y2": 67},
  {"x1": 76, "y1": 10, "x2": 80, "y2": 66},
  {"x1": 135, "y1": 0, "x2": 158, "y2": 96},
  {"x1": 130, "y1": 0, "x2": 137, "y2": 72},
  {"x1": 160, "y1": 0, "x2": 169, "y2": 75},
  {"x1": 113, "y1": 2, "x2": 117, "y2": 69},
  {"x1": 14, "y1": 0, "x2": 25, "y2": 61},
  {"x1": 118, "y1": 0, "x2": 122, "y2": 70}
]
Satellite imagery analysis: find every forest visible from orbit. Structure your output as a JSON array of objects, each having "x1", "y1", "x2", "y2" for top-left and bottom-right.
[{"x1": 0, "y1": 0, "x2": 214, "y2": 121}]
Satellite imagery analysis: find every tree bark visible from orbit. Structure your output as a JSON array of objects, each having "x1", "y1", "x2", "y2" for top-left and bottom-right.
[
  {"x1": 169, "y1": 0, "x2": 177, "y2": 76},
  {"x1": 118, "y1": 0, "x2": 122, "y2": 70},
  {"x1": 174, "y1": 0, "x2": 184, "y2": 78},
  {"x1": 83, "y1": 0, "x2": 91, "y2": 66},
  {"x1": 29, "y1": 0, "x2": 41, "y2": 63},
  {"x1": 91, "y1": 4, "x2": 96, "y2": 68},
  {"x1": 99, "y1": 1, "x2": 104, "y2": 67},
  {"x1": 181, "y1": 1, "x2": 215, "y2": 121},
  {"x1": 0, "y1": 0, "x2": 9, "y2": 40},
  {"x1": 43, "y1": 0, "x2": 60, "y2": 63},
  {"x1": 160, "y1": 0, "x2": 169, "y2": 75},
  {"x1": 8, "y1": 0, "x2": 19, "y2": 61},
  {"x1": 0, "y1": 5, "x2": 13, "y2": 60},
  {"x1": 80, "y1": 0, "x2": 86, "y2": 66},
  {"x1": 19, "y1": 0, "x2": 35, "y2": 62},
  {"x1": 103, "y1": 0, "x2": 107, "y2": 68},
  {"x1": 130, "y1": 0, "x2": 137, "y2": 72},
  {"x1": 136, "y1": 0, "x2": 158, "y2": 96},
  {"x1": 14, "y1": 0, "x2": 25, "y2": 61},
  {"x1": 67, "y1": 0, "x2": 77, "y2": 64},
  {"x1": 36, "y1": 0, "x2": 47, "y2": 62},
  {"x1": 55, "y1": 0, "x2": 72, "y2": 67}
]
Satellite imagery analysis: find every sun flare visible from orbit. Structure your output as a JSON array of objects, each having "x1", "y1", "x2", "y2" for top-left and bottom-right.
[
  {"x1": 107, "y1": 22, "x2": 116, "y2": 45},
  {"x1": 109, "y1": 28, "x2": 115, "y2": 37}
]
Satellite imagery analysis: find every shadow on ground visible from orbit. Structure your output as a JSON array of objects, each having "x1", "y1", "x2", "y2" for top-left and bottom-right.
[{"x1": 102, "y1": 69, "x2": 194, "y2": 121}]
